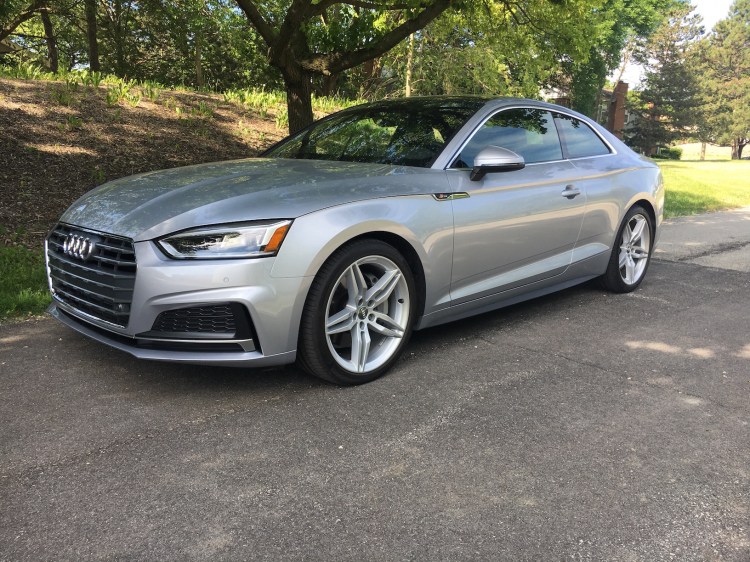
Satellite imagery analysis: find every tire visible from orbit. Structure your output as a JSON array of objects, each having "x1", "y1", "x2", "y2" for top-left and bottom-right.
[
  {"x1": 601, "y1": 205, "x2": 654, "y2": 293},
  {"x1": 297, "y1": 239, "x2": 417, "y2": 385}
]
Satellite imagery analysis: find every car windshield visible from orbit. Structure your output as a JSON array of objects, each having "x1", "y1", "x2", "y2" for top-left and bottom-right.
[{"x1": 265, "y1": 99, "x2": 485, "y2": 168}]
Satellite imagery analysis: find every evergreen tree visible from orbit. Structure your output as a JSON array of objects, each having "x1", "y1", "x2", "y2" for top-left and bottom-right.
[
  {"x1": 696, "y1": 0, "x2": 750, "y2": 159},
  {"x1": 628, "y1": 1, "x2": 703, "y2": 153}
]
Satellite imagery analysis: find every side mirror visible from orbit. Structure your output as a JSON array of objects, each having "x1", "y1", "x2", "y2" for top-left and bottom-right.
[{"x1": 470, "y1": 146, "x2": 525, "y2": 181}]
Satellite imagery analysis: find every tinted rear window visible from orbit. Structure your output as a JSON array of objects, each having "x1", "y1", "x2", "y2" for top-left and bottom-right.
[
  {"x1": 554, "y1": 114, "x2": 611, "y2": 159},
  {"x1": 455, "y1": 108, "x2": 562, "y2": 167}
]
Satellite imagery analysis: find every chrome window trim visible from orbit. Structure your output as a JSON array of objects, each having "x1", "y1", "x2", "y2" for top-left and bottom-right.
[{"x1": 442, "y1": 104, "x2": 617, "y2": 171}]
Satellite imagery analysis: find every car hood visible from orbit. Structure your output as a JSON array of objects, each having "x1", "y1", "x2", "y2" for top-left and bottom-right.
[{"x1": 60, "y1": 158, "x2": 446, "y2": 241}]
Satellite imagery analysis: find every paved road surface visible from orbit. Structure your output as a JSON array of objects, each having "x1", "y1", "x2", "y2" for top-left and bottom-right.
[{"x1": 1, "y1": 221, "x2": 749, "y2": 559}]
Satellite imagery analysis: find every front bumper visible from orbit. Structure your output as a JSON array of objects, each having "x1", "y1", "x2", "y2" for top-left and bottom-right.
[{"x1": 48, "y1": 239, "x2": 312, "y2": 367}]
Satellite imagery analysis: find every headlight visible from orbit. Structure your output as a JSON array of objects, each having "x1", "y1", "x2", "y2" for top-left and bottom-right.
[{"x1": 156, "y1": 220, "x2": 292, "y2": 259}]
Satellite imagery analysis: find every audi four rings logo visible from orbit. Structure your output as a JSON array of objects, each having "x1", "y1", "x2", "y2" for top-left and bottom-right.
[{"x1": 63, "y1": 234, "x2": 97, "y2": 261}]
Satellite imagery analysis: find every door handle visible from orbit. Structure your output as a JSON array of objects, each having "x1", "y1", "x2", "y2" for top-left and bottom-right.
[{"x1": 561, "y1": 185, "x2": 581, "y2": 199}]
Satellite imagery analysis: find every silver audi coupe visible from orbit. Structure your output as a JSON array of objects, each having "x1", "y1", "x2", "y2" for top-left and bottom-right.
[{"x1": 46, "y1": 97, "x2": 663, "y2": 384}]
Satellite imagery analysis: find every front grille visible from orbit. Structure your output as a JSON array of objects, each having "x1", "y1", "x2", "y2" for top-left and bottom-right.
[
  {"x1": 46, "y1": 224, "x2": 137, "y2": 327},
  {"x1": 152, "y1": 305, "x2": 237, "y2": 335}
]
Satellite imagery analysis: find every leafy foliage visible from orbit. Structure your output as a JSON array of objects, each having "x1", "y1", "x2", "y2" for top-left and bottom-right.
[
  {"x1": 375, "y1": 0, "x2": 607, "y2": 100},
  {"x1": 564, "y1": 0, "x2": 679, "y2": 116},
  {"x1": 694, "y1": 0, "x2": 750, "y2": 159},
  {"x1": 0, "y1": 0, "x2": 680, "y2": 133},
  {"x1": 626, "y1": 2, "x2": 703, "y2": 153}
]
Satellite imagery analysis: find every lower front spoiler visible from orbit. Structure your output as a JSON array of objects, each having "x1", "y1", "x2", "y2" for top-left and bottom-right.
[{"x1": 49, "y1": 304, "x2": 297, "y2": 368}]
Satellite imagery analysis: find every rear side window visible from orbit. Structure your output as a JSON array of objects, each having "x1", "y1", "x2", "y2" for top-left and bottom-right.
[
  {"x1": 554, "y1": 114, "x2": 611, "y2": 159},
  {"x1": 455, "y1": 108, "x2": 562, "y2": 167}
]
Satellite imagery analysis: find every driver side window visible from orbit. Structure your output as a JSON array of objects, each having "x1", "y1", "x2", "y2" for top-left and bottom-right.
[{"x1": 455, "y1": 108, "x2": 562, "y2": 168}]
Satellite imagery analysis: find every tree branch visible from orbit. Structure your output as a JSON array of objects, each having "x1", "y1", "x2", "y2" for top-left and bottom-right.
[
  {"x1": 274, "y1": 0, "x2": 316, "y2": 54},
  {"x1": 7, "y1": 32, "x2": 47, "y2": 40},
  {"x1": 0, "y1": 0, "x2": 48, "y2": 43},
  {"x1": 311, "y1": 0, "x2": 425, "y2": 13},
  {"x1": 235, "y1": 0, "x2": 277, "y2": 47},
  {"x1": 302, "y1": 0, "x2": 453, "y2": 74}
]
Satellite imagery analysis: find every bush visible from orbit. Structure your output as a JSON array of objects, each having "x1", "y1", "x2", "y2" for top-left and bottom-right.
[{"x1": 652, "y1": 147, "x2": 682, "y2": 160}]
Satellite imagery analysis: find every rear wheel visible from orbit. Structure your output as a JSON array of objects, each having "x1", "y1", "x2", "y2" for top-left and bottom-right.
[
  {"x1": 297, "y1": 240, "x2": 416, "y2": 385},
  {"x1": 601, "y1": 205, "x2": 653, "y2": 293}
]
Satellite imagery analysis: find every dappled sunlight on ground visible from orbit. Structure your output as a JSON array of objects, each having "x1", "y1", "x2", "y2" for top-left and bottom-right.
[
  {"x1": 29, "y1": 144, "x2": 98, "y2": 156},
  {"x1": 1, "y1": 100, "x2": 45, "y2": 116},
  {"x1": 0, "y1": 77, "x2": 286, "y2": 248},
  {"x1": 0, "y1": 334, "x2": 27, "y2": 344},
  {"x1": 626, "y1": 340, "x2": 727, "y2": 360},
  {"x1": 626, "y1": 341, "x2": 681, "y2": 354},
  {"x1": 736, "y1": 344, "x2": 750, "y2": 359}
]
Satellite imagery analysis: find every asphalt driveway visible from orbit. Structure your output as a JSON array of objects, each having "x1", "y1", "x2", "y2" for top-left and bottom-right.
[{"x1": 1, "y1": 213, "x2": 749, "y2": 561}]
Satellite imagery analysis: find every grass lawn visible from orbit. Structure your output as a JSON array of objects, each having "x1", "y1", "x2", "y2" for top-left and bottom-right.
[
  {"x1": 0, "y1": 245, "x2": 50, "y2": 321},
  {"x1": 673, "y1": 142, "x2": 732, "y2": 161},
  {"x1": 658, "y1": 160, "x2": 750, "y2": 218}
]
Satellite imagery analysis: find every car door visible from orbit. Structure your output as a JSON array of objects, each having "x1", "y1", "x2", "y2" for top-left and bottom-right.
[
  {"x1": 446, "y1": 107, "x2": 587, "y2": 304},
  {"x1": 552, "y1": 111, "x2": 621, "y2": 263}
]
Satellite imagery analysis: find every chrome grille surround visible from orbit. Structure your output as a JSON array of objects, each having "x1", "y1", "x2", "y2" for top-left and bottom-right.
[{"x1": 46, "y1": 224, "x2": 137, "y2": 328}]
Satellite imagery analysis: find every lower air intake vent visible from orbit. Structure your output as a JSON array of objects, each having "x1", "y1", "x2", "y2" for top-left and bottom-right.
[{"x1": 152, "y1": 304, "x2": 238, "y2": 335}]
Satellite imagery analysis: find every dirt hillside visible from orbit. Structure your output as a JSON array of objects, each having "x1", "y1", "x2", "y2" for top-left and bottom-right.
[{"x1": 1, "y1": 78, "x2": 287, "y2": 249}]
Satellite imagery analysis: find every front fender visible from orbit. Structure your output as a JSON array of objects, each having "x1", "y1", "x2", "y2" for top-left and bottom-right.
[{"x1": 271, "y1": 194, "x2": 455, "y2": 318}]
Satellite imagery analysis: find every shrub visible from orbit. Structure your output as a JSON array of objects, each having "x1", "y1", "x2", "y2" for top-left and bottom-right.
[{"x1": 653, "y1": 147, "x2": 682, "y2": 160}]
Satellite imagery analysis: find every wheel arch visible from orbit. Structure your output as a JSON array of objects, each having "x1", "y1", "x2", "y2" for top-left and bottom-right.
[
  {"x1": 342, "y1": 231, "x2": 428, "y2": 321},
  {"x1": 611, "y1": 195, "x2": 658, "y2": 252},
  {"x1": 632, "y1": 198, "x2": 656, "y2": 231}
]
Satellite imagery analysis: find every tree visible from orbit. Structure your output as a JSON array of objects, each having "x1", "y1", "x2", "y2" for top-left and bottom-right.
[
  {"x1": 235, "y1": 0, "x2": 459, "y2": 133},
  {"x1": 565, "y1": 0, "x2": 678, "y2": 117},
  {"x1": 85, "y1": 0, "x2": 100, "y2": 71},
  {"x1": 39, "y1": 6, "x2": 58, "y2": 72},
  {"x1": 696, "y1": 0, "x2": 750, "y2": 159},
  {"x1": 627, "y1": 1, "x2": 702, "y2": 153},
  {"x1": 0, "y1": 0, "x2": 47, "y2": 44},
  {"x1": 376, "y1": 0, "x2": 606, "y2": 101}
]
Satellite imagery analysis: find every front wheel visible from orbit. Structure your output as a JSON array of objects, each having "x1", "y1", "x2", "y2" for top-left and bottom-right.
[
  {"x1": 601, "y1": 205, "x2": 654, "y2": 293},
  {"x1": 297, "y1": 240, "x2": 416, "y2": 385}
]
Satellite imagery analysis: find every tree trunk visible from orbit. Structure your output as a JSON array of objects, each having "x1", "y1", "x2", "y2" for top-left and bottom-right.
[
  {"x1": 405, "y1": 33, "x2": 415, "y2": 97},
  {"x1": 40, "y1": 8, "x2": 58, "y2": 73},
  {"x1": 700, "y1": 142, "x2": 706, "y2": 161},
  {"x1": 321, "y1": 73, "x2": 338, "y2": 97},
  {"x1": 739, "y1": 141, "x2": 747, "y2": 160},
  {"x1": 194, "y1": 30, "x2": 204, "y2": 88},
  {"x1": 731, "y1": 139, "x2": 740, "y2": 160},
  {"x1": 113, "y1": 0, "x2": 125, "y2": 76},
  {"x1": 285, "y1": 75, "x2": 314, "y2": 134},
  {"x1": 85, "y1": 0, "x2": 99, "y2": 72}
]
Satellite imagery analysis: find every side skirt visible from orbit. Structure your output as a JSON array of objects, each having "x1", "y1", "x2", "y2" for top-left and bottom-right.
[{"x1": 415, "y1": 251, "x2": 610, "y2": 331}]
